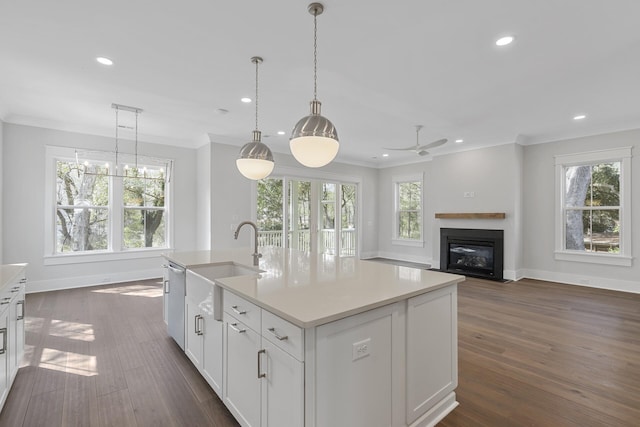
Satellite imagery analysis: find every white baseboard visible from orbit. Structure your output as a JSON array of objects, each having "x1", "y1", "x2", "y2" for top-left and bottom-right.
[
  {"x1": 522, "y1": 268, "x2": 640, "y2": 294},
  {"x1": 26, "y1": 268, "x2": 164, "y2": 294}
]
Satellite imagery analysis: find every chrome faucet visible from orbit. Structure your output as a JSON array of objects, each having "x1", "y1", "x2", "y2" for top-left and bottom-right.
[{"x1": 234, "y1": 221, "x2": 261, "y2": 266}]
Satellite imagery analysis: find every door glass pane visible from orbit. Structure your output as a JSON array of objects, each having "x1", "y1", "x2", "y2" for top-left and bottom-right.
[
  {"x1": 257, "y1": 178, "x2": 284, "y2": 247},
  {"x1": 288, "y1": 180, "x2": 311, "y2": 252},
  {"x1": 340, "y1": 184, "x2": 357, "y2": 256}
]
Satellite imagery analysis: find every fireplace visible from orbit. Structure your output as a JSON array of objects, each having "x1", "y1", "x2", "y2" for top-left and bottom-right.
[{"x1": 440, "y1": 228, "x2": 504, "y2": 281}]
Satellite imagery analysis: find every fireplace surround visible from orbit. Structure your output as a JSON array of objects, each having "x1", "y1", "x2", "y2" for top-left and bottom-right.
[{"x1": 440, "y1": 228, "x2": 504, "y2": 281}]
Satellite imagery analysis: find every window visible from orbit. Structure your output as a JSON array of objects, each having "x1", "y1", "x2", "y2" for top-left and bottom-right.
[
  {"x1": 46, "y1": 146, "x2": 172, "y2": 263},
  {"x1": 393, "y1": 174, "x2": 423, "y2": 246},
  {"x1": 555, "y1": 147, "x2": 632, "y2": 266}
]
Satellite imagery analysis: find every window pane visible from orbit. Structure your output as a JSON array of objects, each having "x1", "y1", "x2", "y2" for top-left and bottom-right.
[
  {"x1": 123, "y1": 209, "x2": 166, "y2": 248},
  {"x1": 565, "y1": 209, "x2": 619, "y2": 253},
  {"x1": 56, "y1": 161, "x2": 108, "y2": 207},
  {"x1": 564, "y1": 165, "x2": 591, "y2": 208},
  {"x1": 399, "y1": 182, "x2": 421, "y2": 210},
  {"x1": 321, "y1": 203, "x2": 335, "y2": 229},
  {"x1": 398, "y1": 211, "x2": 420, "y2": 239},
  {"x1": 322, "y1": 183, "x2": 336, "y2": 201},
  {"x1": 123, "y1": 167, "x2": 165, "y2": 207},
  {"x1": 56, "y1": 208, "x2": 108, "y2": 252},
  {"x1": 587, "y1": 162, "x2": 620, "y2": 207}
]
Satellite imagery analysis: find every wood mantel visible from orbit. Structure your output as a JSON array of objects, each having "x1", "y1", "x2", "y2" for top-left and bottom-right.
[{"x1": 435, "y1": 212, "x2": 506, "y2": 219}]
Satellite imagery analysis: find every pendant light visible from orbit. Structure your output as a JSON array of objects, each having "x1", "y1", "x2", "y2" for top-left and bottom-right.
[
  {"x1": 236, "y1": 56, "x2": 275, "y2": 180},
  {"x1": 290, "y1": 2, "x2": 339, "y2": 168}
]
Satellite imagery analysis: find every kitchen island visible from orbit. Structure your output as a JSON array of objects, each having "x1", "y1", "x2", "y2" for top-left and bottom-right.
[{"x1": 163, "y1": 248, "x2": 464, "y2": 427}]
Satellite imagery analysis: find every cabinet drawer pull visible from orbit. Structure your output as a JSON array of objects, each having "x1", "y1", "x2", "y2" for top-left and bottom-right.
[
  {"x1": 0, "y1": 328, "x2": 6, "y2": 355},
  {"x1": 231, "y1": 305, "x2": 246, "y2": 315},
  {"x1": 17, "y1": 300, "x2": 25, "y2": 321},
  {"x1": 0, "y1": 298, "x2": 10, "y2": 305},
  {"x1": 267, "y1": 327, "x2": 288, "y2": 341},
  {"x1": 19, "y1": 278, "x2": 27, "y2": 284},
  {"x1": 257, "y1": 349, "x2": 266, "y2": 379},
  {"x1": 229, "y1": 323, "x2": 246, "y2": 334},
  {"x1": 11, "y1": 286, "x2": 20, "y2": 293}
]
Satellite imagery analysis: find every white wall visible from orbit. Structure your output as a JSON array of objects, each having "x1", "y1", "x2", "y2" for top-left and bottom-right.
[
  {"x1": 0, "y1": 119, "x2": 4, "y2": 264},
  {"x1": 208, "y1": 142, "x2": 379, "y2": 256},
  {"x1": 2, "y1": 124, "x2": 198, "y2": 292},
  {"x1": 523, "y1": 129, "x2": 640, "y2": 293},
  {"x1": 196, "y1": 143, "x2": 211, "y2": 250},
  {"x1": 431, "y1": 144, "x2": 523, "y2": 280},
  {"x1": 376, "y1": 161, "x2": 434, "y2": 264}
]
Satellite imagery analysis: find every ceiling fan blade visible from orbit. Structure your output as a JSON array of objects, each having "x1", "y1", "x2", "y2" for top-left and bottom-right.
[
  {"x1": 418, "y1": 150, "x2": 429, "y2": 156},
  {"x1": 417, "y1": 138, "x2": 448, "y2": 151}
]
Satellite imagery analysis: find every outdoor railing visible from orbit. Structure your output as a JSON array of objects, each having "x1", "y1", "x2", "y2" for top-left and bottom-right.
[{"x1": 257, "y1": 229, "x2": 356, "y2": 256}]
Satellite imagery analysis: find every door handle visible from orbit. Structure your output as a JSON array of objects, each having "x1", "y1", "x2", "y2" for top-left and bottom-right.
[
  {"x1": 0, "y1": 328, "x2": 6, "y2": 355},
  {"x1": 164, "y1": 280, "x2": 170, "y2": 294},
  {"x1": 257, "y1": 349, "x2": 266, "y2": 379},
  {"x1": 17, "y1": 300, "x2": 25, "y2": 321},
  {"x1": 167, "y1": 265, "x2": 184, "y2": 274}
]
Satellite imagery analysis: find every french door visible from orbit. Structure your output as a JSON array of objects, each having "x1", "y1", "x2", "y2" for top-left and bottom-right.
[{"x1": 256, "y1": 178, "x2": 357, "y2": 256}]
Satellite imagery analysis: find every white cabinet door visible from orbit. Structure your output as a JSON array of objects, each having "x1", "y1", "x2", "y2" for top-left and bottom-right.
[
  {"x1": 0, "y1": 311, "x2": 9, "y2": 408},
  {"x1": 9, "y1": 290, "x2": 25, "y2": 381},
  {"x1": 406, "y1": 284, "x2": 457, "y2": 424},
  {"x1": 201, "y1": 310, "x2": 223, "y2": 396},
  {"x1": 260, "y1": 339, "x2": 303, "y2": 427},
  {"x1": 184, "y1": 296, "x2": 204, "y2": 369},
  {"x1": 162, "y1": 267, "x2": 169, "y2": 325},
  {"x1": 224, "y1": 315, "x2": 261, "y2": 427}
]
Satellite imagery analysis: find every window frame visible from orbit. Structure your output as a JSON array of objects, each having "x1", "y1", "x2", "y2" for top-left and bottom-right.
[
  {"x1": 44, "y1": 146, "x2": 173, "y2": 265},
  {"x1": 554, "y1": 147, "x2": 632, "y2": 266},
  {"x1": 392, "y1": 173, "x2": 424, "y2": 247}
]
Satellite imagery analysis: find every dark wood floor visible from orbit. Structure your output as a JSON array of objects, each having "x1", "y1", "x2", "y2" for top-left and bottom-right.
[{"x1": 1, "y1": 277, "x2": 638, "y2": 426}]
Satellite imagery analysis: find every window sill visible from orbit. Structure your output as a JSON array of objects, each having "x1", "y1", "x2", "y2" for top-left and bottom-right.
[
  {"x1": 554, "y1": 251, "x2": 632, "y2": 267},
  {"x1": 392, "y1": 239, "x2": 424, "y2": 248},
  {"x1": 44, "y1": 248, "x2": 170, "y2": 266}
]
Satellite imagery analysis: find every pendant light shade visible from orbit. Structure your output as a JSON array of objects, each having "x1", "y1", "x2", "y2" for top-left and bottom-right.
[
  {"x1": 290, "y1": 3, "x2": 339, "y2": 168},
  {"x1": 237, "y1": 56, "x2": 275, "y2": 180}
]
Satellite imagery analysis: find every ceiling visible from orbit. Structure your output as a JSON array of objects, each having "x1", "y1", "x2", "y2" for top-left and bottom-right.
[{"x1": 2, "y1": 0, "x2": 640, "y2": 167}]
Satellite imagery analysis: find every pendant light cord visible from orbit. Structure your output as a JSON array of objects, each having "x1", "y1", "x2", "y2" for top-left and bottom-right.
[
  {"x1": 255, "y1": 57, "x2": 259, "y2": 130},
  {"x1": 313, "y1": 11, "x2": 318, "y2": 101},
  {"x1": 115, "y1": 107, "x2": 119, "y2": 173}
]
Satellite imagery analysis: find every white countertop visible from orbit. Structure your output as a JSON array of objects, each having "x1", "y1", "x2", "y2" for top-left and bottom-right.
[
  {"x1": 164, "y1": 248, "x2": 464, "y2": 328},
  {"x1": 0, "y1": 264, "x2": 27, "y2": 291}
]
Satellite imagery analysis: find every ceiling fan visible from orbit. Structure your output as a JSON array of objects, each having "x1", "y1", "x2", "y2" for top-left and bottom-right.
[{"x1": 384, "y1": 125, "x2": 447, "y2": 156}]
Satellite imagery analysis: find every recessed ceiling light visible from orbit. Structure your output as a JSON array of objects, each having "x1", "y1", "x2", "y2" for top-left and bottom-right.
[
  {"x1": 455, "y1": 139, "x2": 464, "y2": 143},
  {"x1": 573, "y1": 114, "x2": 586, "y2": 120},
  {"x1": 241, "y1": 97, "x2": 252, "y2": 103},
  {"x1": 277, "y1": 131, "x2": 286, "y2": 135},
  {"x1": 96, "y1": 57, "x2": 113, "y2": 66},
  {"x1": 382, "y1": 153, "x2": 389, "y2": 157},
  {"x1": 495, "y1": 36, "x2": 515, "y2": 46}
]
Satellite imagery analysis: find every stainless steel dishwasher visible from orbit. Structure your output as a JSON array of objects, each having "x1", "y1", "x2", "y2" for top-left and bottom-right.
[{"x1": 166, "y1": 262, "x2": 186, "y2": 350}]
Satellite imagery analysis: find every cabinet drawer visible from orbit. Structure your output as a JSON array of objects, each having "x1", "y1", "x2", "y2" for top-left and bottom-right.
[
  {"x1": 262, "y1": 310, "x2": 304, "y2": 361},
  {"x1": 223, "y1": 290, "x2": 261, "y2": 332}
]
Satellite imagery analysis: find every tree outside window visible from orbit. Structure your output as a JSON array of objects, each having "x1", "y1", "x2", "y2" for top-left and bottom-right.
[
  {"x1": 555, "y1": 147, "x2": 631, "y2": 266},
  {"x1": 52, "y1": 149, "x2": 169, "y2": 255},
  {"x1": 396, "y1": 179, "x2": 422, "y2": 241}
]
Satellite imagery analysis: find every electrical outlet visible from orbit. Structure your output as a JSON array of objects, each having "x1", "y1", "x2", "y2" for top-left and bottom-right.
[
  {"x1": 352, "y1": 338, "x2": 371, "y2": 361},
  {"x1": 463, "y1": 191, "x2": 475, "y2": 198}
]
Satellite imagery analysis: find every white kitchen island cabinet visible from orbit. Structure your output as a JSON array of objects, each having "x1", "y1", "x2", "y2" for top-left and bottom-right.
[
  {"x1": 0, "y1": 264, "x2": 27, "y2": 413},
  {"x1": 163, "y1": 248, "x2": 464, "y2": 427}
]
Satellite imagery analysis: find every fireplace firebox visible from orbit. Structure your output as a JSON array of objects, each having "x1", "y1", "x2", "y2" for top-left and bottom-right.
[{"x1": 440, "y1": 228, "x2": 504, "y2": 281}]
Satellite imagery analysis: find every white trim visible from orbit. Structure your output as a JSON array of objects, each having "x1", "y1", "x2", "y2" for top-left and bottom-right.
[
  {"x1": 43, "y1": 248, "x2": 168, "y2": 265},
  {"x1": 392, "y1": 173, "x2": 424, "y2": 243},
  {"x1": 44, "y1": 145, "x2": 173, "y2": 258},
  {"x1": 554, "y1": 251, "x2": 632, "y2": 266},
  {"x1": 554, "y1": 146, "x2": 632, "y2": 264},
  {"x1": 26, "y1": 268, "x2": 163, "y2": 293},
  {"x1": 371, "y1": 251, "x2": 432, "y2": 266},
  {"x1": 522, "y1": 268, "x2": 640, "y2": 294},
  {"x1": 392, "y1": 239, "x2": 424, "y2": 247}
]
